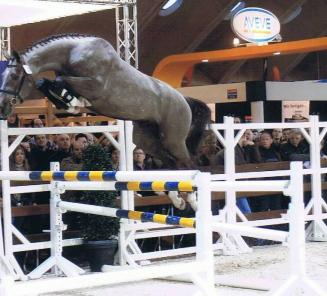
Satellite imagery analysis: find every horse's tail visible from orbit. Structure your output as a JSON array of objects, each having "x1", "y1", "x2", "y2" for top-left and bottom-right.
[{"x1": 185, "y1": 96, "x2": 211, "y2": 156}]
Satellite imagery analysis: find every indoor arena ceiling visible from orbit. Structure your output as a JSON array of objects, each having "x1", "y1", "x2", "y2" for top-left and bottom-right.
[{"x1": 9, "y1": 0, "x2": 327, "y2": 86}]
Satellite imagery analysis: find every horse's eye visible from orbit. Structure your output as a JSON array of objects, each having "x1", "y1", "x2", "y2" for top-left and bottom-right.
[{"x1": 10, "y1": 73, "x2": 19, "y2": 80}]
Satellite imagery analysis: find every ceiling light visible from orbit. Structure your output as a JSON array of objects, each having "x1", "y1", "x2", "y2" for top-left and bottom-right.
[
  {"x1": 159, "y1": 0, "x2": 183, "y2": 17},
  {"x1": 230, "y1": 1, "x2": 245, "y2": 13},
  {"x1": 282, "y1": 6, "x2": 302, "y2": 24},
  {"x1": 224, "y1": 1, "x2": 245, "y2": 20},
  {"x1": 201, "y1": 59, "x2": 209, "y2": 63},
  {"x1": 273, "y1": 52, "x2": 281, "y2": 55}
]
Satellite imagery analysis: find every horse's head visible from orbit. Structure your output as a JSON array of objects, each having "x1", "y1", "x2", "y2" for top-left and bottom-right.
[{"x1": 0, "y1": 51, "x2": 40, "y2": 119}]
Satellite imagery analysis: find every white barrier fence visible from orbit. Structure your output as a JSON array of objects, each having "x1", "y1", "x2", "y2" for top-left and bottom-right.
[
  {"x1": 0, "y1": 162, "x2": 325, "y2": 295},
  {"x1": 210, "y1": 115, "x2": 327, "y2": 253},
  {"x1": 0, "y1": 117, "x2": 327, "y2": 294},
  {"x1": 0, "y1": 120, "x2": 136, "y2": 280},
  {"x1": 1, "y1": 169, "x2": 218, "y2": 296}
]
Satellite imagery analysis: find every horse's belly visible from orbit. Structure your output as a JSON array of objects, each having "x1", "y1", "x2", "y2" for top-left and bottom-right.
[{"x1": 91, "y1": 98, "x2": 158, "y2": 122}]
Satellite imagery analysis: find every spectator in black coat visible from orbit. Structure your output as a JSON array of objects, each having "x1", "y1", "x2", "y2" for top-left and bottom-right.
[
  {"x1": 280, "y1": 129, "x2": 309, "y2": 161},
  {"x1": 29, "y1": 134, "x2": 54, "y2": 171},
  {"x1": 49, "y1": 134, "x2": 72, "y2": 163},
  {"x1": 253, "y1": 131, "x2": 284, "y2": 212}
]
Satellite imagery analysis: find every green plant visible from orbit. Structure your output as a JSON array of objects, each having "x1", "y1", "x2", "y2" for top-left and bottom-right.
[{"x1": 79, "y1": 144, "x2": 120, "y2": 241}]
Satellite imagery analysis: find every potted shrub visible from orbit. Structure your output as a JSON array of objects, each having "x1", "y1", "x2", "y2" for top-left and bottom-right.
[{"x1": 79, "y1": 145, "x2": 120, "y2": 272}]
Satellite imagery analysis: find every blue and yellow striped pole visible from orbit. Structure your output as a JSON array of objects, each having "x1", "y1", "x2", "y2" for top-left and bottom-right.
[
  {"x1": 116, "y1": 209, "x2": 195, "y2": 228},
  {"x1": 27, "y1": 171, "x2": 195, "y2": 191},
  {"x1": 59, "y1": 200, "x2": 195, "y2": 228}
]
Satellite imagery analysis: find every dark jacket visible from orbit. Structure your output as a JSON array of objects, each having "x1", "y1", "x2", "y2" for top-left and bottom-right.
[
  {"x1": 213, "y1": 144, "x2": 261, "y2": 165},
  {"x1": 258, "y1": 146, "x2": 282, "y2": 162},
  {"x1": 280, "y1": 142, "x2": 309, "y2": 161},
  {"x1": 29, "y1": 146, "x2": 54, "y2": 171},
  {"x1": 48, "y1": 149, "x2": 72, "y2": 163}
]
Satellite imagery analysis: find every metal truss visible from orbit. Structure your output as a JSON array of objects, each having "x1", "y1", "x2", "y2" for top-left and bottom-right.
[
  {"x1": 116, "y1": 1, "x2": 138, "y2": 68},
  {"x1": 0, "y1": 27, "x2": 10, "y2": 60},
  {"x1": 34, "y1": 0, "x2": 138, "y2": 68}
]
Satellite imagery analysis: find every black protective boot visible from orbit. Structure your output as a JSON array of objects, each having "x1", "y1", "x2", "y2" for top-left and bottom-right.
[{"x1": 36, "y1": 78, "x2": 79, "y2": 110}]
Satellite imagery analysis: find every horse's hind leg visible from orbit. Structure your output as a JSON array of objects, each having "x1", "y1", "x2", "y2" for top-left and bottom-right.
[
  {"x1": 160, "y1": 119, "x2": 193, "y2": 169},
  {"x1": 133, "y1": 121, "x2": 187, "y2": 210}
]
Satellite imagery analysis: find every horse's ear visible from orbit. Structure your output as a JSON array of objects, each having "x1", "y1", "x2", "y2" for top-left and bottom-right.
[{"x1": 12, "y1": 50, "x2": 21, "y2": 63}]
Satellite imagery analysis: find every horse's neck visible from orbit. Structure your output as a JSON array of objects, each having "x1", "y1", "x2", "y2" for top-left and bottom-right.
[{"x1": 23, "y1": 42, "x2": 74, "y2": 74}]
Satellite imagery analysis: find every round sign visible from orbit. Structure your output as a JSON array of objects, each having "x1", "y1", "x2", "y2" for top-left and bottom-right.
[{"x1": 232, "y1": 7, "x2": 280, "y2": 43}]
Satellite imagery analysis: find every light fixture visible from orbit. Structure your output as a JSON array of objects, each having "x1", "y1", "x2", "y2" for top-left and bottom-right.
[
  {"x1": 233, "y1": 36, "x2": 282, "y2": 47},
  {"x1": 201, "y1": 59, "x2": 209, "y2": 63},
  {"x1": 282, "y1": 6, "x2": 302, "y2": 24},
  {"x1": 224, "y1": 1, "x2": 245, "y2": 20},
  {"x1": 159, "y1": 0, "x2": 183, "y2": 17},
  {"x1": 233, "y1": 37, "x2": 240, "y2": 47},
  {"x1": 230, "y1": 1, "x2": 245, "y2": 13},
  {"x1": 273, "y1": 52, "x2": 281, "y2": 56}
]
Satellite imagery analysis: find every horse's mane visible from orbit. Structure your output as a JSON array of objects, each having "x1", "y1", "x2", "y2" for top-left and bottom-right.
[{"x1": 23, "y1": 33, "x2": 96, "y2": 54}]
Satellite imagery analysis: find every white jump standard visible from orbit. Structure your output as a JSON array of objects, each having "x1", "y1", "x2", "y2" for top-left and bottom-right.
[{"x1": 0, "y1": 170, "x2": 216, "y2": 296}]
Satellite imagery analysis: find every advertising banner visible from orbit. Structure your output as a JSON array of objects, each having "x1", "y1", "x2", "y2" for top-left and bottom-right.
[{"x1": 282, "y1": 101, "x2": 309, "y2": 122}]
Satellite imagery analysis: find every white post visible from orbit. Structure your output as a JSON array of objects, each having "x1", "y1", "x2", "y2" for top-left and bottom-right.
[
  {"x1": 124, "y1": 120, "x2": 135, "y2": 210},
  {"x1": 0, "y1": 121, "x2": 11, "y2": 256},
  {"x1": 118, "y1": 120, "x2": 136, "y2": 265},
  {"x1": 49, "y1": 162, "x2": 63, "y2": 275},
  {"x1": 307, "y1": 115, "x2": 327, "y2": 241},
  {"x1": 222, "y1": 116, "x2": 249, "y2": 253},
  {"x1": 224, "y1": 116, "x2": 237, "y2": 226},
  {"x1": 118, "y1": 120, "x2": 128, "y2": 209},
  {"x1": 0, "y1": 121, "x2": 25, "y2": 279},
  {"x1": 192, "y1": 172, "x2": 215, "y2": 295},
  {"x1": 28, "y1": 162, "x2": 84, "y2": 280},
  {"x1": 269, "y1": 162, "x2": 325, "y2": 295},
  {"x1": 288, "y1": 162, "x2": 306, "y2": 280}
]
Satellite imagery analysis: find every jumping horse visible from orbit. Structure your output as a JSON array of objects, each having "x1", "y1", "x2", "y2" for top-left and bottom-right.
[{"x1": 0, "y1": 33, "x2": 211, "y2": 210}]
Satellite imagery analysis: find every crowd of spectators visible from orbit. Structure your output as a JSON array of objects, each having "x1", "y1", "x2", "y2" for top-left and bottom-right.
[
  {"x1": 4, "y1": 115, "x2": 320, "y2": 214},
  {"x1": 3, "y1": 114, "x2": 327, "y2": 253},
  {"x1": 197, "y1": 116, "x2": 314, "y2": 214}
]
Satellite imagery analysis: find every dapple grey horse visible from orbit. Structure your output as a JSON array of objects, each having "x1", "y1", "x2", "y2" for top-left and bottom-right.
[{"x1": 0, "y1": 33, "x2": 211, "y2": 210}]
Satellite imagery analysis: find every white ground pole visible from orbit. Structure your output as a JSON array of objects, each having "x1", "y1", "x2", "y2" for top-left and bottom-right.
[{"x1": 0, "y1": 171, "x2": 215, "y2": 296}]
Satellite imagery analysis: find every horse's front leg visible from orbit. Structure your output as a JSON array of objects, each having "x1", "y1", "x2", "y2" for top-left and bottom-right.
[
  {"x1": 168, "y1": 191, "x2": 186, "y2": 210},
  {"x1": 186, "y1": 192, "x2": 198, "y2": 212},
  {"x1": 167, "y1": 191, "x2": 198, "y2": 211}
]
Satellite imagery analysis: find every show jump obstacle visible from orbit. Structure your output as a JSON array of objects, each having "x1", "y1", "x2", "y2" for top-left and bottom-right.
[
  {"x1": 0, "y1": 162, "x2": 325, "y2": 296},
  {"x1": 1, "y1": 168, "x2": 217, "y2": 296}
]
